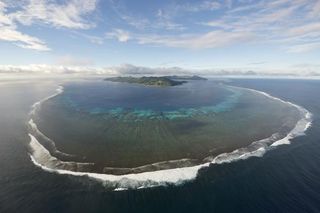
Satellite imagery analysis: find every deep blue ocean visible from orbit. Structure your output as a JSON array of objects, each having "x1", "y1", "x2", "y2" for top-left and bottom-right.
[{"x1": 0, "y1": 78, "x2": 320, "y2": 213}]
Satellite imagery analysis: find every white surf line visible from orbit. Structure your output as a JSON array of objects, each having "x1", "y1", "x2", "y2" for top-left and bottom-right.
[
  {"x1": 27, "y1": 84, "x2": 313, "y2": 190},
  {"x1": 28, "y1": 119, "x2": 76, "y2": 158},
  {"x1": 30, "y1": 86, "x2": 63, "y2": 116},
  {"x1": 29, "y1": 86, "x2": 75, "y2": 158},
  {"x1": 242, "y1": 87, "x2": 313, "y2": 147},
  {"x1": 29, "y1": 134, "x2": 94, "y2": 171}
]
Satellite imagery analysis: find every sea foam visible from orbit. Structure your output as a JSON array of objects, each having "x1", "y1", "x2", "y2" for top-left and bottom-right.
[{"x1": 28, "y1": 86, "x2": 76, "y2": 159}]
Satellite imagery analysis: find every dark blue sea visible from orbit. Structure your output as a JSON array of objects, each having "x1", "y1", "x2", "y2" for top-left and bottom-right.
[{"x1": 0, "y1": 78, "x2": 320, "y2": 212}]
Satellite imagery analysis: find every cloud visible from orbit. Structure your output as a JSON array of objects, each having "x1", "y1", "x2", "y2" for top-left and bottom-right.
[
  {"x1": 0, "y1": 63, "x2": 191, "y2": 75},
  {"x1": 175, "y1": 1, "x2": 222, "y2": 12},
  {"x1": 105, "y1": 0, "x2": 320, "y2": 52},
  {"x1": 1, "y1": 0, "x2": 320, "y2": 54},
  {"x1": 1, "y1": 63, "x2": 320, "y2": 77},
  {"x1": 109, "y1": 0, "x2": 221, "y2": 32},
  {"x1": 0, "y1": 27, "x2": 50, "y2": 51},
  {"x1": 0, "y1": 64, "x2": 105, "y2": 75},
  {"x1": 103, "y1": 64, "x2": 191, "y2": 75},
  {"x1": 200, "y1": 0, "x2": 320, "y2": 52},
  {"x1": 55, "y1": 55, "x2": 94, "y2": 66},
  {"x1": 307, "y1": 0, "x2": 320, "y2": 18},
  {"x1": 292, "y1": 63, "x2": 320, "y2": 69},
  {"x1": 203, "y1": 1, "x2": 301, "y2": 31},
  {"x1": 290, "y1": 63, "x2": 320, "y2": 76},
  {"x1": 106, "y1": 29, "x2": 130, "y2": 42},
  {"x1": 106, "y1": 29, "x2": 253, "y2": 49},
  {"x1": 0, "y1": 2, "x2": 49, "y2": 51},
  {"x1": 108, "y1": 0, "x2": 150, "y2": 30},
  {"x1": 155, "y1": 10, "x2": 186, "y2": 30},
  {"x1": 0, "y1": 0, "x2": 98, "y2": 51},
  {"x1": 287, "y1": 42, "x2": 320, "y2": 53},
  {"x1": 247, "y1": 61, "x2": 267, "y2": 65},
  {"x1": 153, "y1": 1, "x2": 222, "y2": 30},
  {"x1": 12, "y1": 0, "x2": 98, "y2": 29},
  {"x1": 287, "y1": 23, "x2": 320, "y2": 37}
]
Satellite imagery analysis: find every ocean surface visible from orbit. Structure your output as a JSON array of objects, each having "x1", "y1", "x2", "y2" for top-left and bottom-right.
[{"x1": 0, "y1": 78, "x2": 320, "y2": 212}]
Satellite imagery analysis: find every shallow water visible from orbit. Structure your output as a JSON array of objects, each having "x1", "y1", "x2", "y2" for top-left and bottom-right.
[
  {"x1": 0, "y1": 78, "x2": 319, "y2": 212},
  {"x1": 33, "y1": 80, "x2": 300, "y2": 170}
]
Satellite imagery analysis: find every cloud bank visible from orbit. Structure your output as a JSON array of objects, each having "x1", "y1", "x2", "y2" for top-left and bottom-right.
[{"x1": 0, "y1": 63, "x2": 319, "y2": 77}]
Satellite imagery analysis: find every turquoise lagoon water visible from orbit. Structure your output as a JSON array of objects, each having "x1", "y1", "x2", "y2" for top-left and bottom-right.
[{"x1": 33, "y1": 80, "x2": 301, "y2": 171}]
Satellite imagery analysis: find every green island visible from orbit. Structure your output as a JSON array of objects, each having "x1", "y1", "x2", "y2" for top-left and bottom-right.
[{"x1": 104, "y1": 75, "x2": 207, "y2": 87}]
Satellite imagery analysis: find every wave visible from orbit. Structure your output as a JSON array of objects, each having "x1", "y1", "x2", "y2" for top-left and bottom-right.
[
  {"x1": 28, "y1": 86, "x2": 77, "y2": 159},
  {"x1": 28, "y1": 134, "x2": 94, "y2": 171},
  {"x1": 28, "y1": 119, "x2": 77, "y2": 159},
  {"x1": 30, "y1": 86, "x2": 63, "y2": 116},
  {"x1": 245, "y1": 88, "x2": 312, "y2": 147},
  {"x1": 26, "y1": 84, "x2": 312, "y2": 190}
]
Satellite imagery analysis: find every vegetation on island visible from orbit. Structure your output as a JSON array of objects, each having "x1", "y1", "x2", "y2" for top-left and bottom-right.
[
  {"x1": 105, "y1": 76, "x2": 186, "y2": 87},
  {"x1": 104, "y1": 75, "x2": 207, "y2": 87}
]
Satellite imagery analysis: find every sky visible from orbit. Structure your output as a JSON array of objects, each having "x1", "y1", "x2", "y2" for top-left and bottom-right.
[{"x1": 0, "y1": 0, "x2": 320, "y2": 76}]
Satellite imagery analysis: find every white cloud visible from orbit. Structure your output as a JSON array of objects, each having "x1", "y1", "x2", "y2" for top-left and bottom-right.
[
  {"x1": 287, "y1": 23, "x2": 320, "y2": 37},
  {"x1": 11, "y1": 0, "x2": 98, "y2": 29},
  {"x1": 109, "y1": 0, "x2": 150, "y2": 30},
  {"x1": 1, "y1": 63, "x2": 320, "y2": 76},
  {"x1": 0, "y1": 64, "x2": 188, "y2": 75},
  {"x1": 106, "y1": 29, "x2": 130, "y2": 42},
  {"x1": 106, "y1": 29, "x2": 253, "y2": 49},
  {"x1": 307, "y1": 0, "x2": 320, "y2": 18},
  {"x1": 287, "y1": 42, "x2": 320, "y2": 53},
  {"x1": 0, "y1": 1, "x2": 50, "y2": 51},
  {"x1": 55, "y1": 55, "x2": 94, "y2": 66},
  {"x1": 178, "y1": 1, "x2": 222, "y2": 12},
  {"x1": 155, "y1": 10, "x2": 186, "y2": 31},
  {"x1": 0, "y1": 0, "x2": 98, "y2": 51},
  {"x1": 153, "y1": 1, "x2": 222, "y2": 30},
  {"x1": 0, "y1": 63, "x2": 187, "y2": 75},
  {"x1": 110, "y1": 0, "x2": 222, "y2": 32},
  {"x1": 103, "y1": 64, "x2": 191, "y2": 75},
  {"x1": 0, "y1": 64, "x2": 105, "y2": 75},
  {"x1": 0, "y1": 1, "x2": 11, "y2": 25},
  {"x1": 200, "y1": 0, "x2": 320, "y2": 52},
  {"x1": 105, "y1": 0, "x2": 320, "y2": 52}
]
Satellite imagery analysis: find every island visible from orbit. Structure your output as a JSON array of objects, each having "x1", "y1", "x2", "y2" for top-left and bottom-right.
[
  {"x1": 104, "y1": 76, "x2": 187, "y2": 87},
  {"x1": 104, "y1": 75, "x2": 207, "y2": 87}
]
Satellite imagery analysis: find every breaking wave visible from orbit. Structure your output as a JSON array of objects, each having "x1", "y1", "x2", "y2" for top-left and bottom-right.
[
  {"x1": 26, "y1": 84, "x2": 313, "y2": 190},
  {"x1": 28, "y1": 86, "x2": 77, "y2": 160}
]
